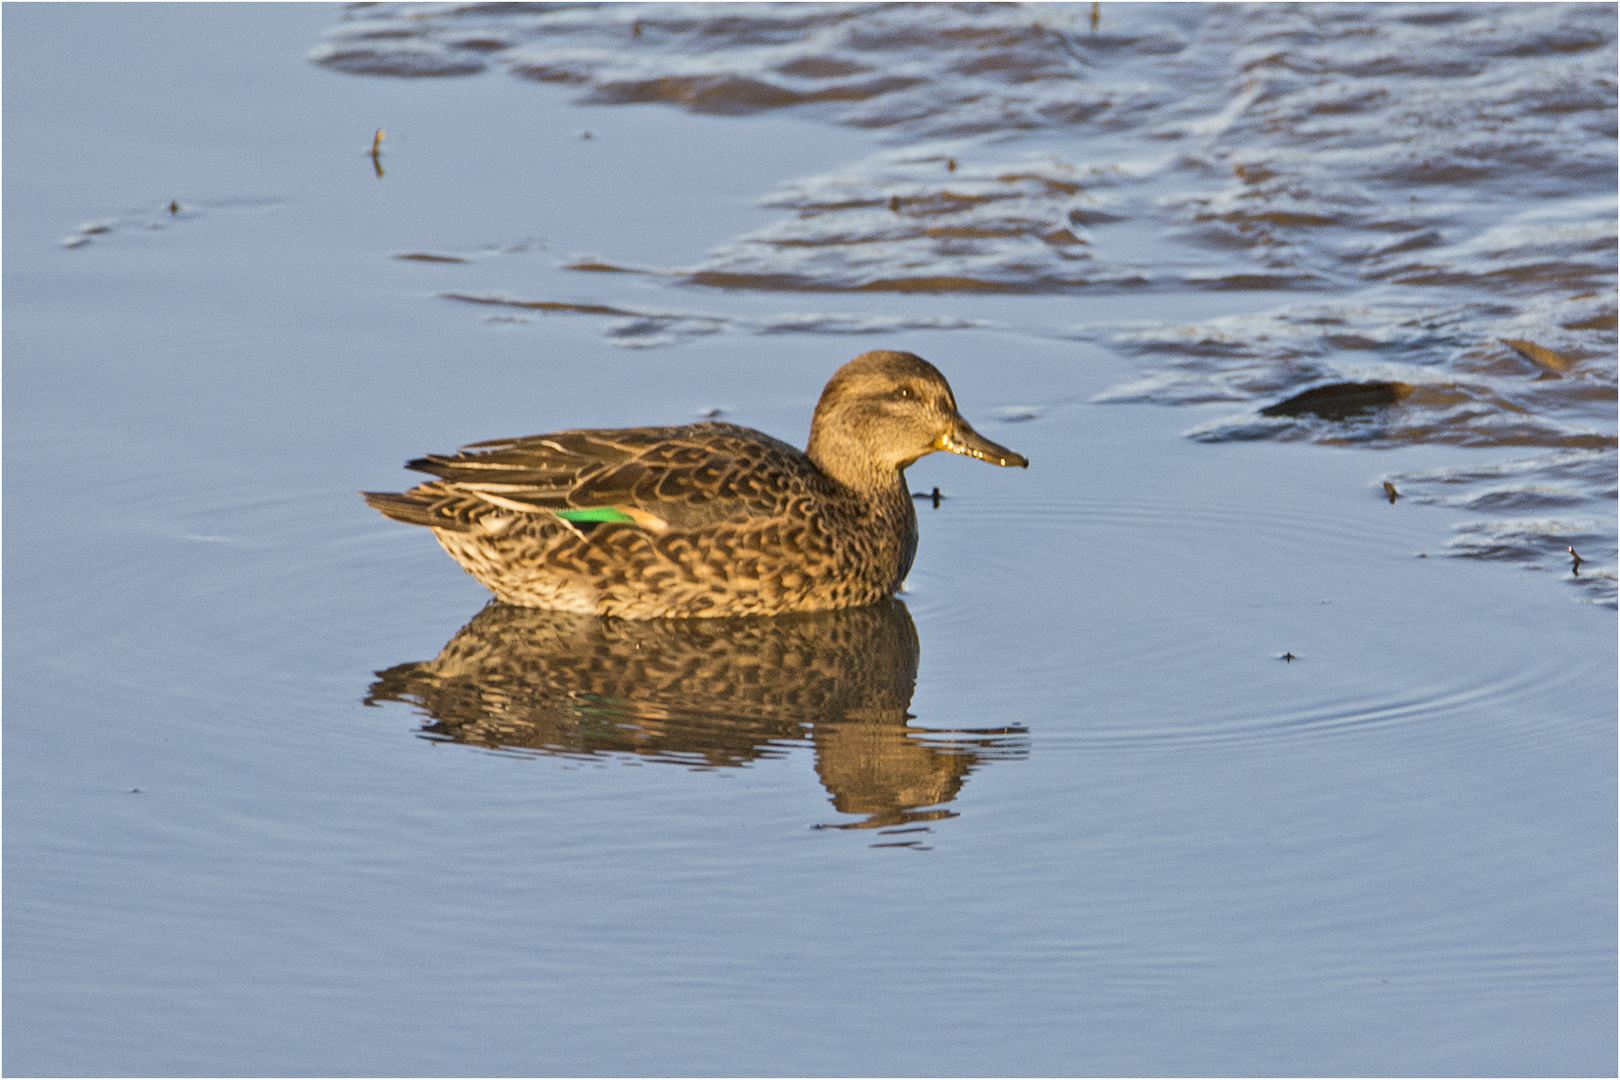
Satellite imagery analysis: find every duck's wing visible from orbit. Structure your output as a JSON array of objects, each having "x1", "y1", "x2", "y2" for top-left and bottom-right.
[{"x1": 366, "y1": 422, "x2": 815, "y2": 533}]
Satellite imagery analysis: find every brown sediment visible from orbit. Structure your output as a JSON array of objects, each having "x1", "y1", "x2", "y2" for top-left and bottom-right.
[
  {"x1": 451, "y1": 37, "x2": 512, "y2": 53},
  {"x1": 1040, "y1": 227, "x2": 1087, "y2": 246},
  {"x1": 1399, "y1": 384, "x2": 1482, "y2": 409},
  {"x1": 580, "y1": 73, "x2": 924, "y2": 114},
  {"x1": 682, "y1": 270, "x2": 1033, "y2": 293},
  {"x1": 1501, "y1": 338, "x2": 1579, "y2": 374},
  {"x1": 1376, "y1": 160, "x2": 1496, "y2": 184},
  {"x1": 503, "y1": 63, "x2": 593, "y2": 85},
  {"x1": 441, "y1": 293, "x2": 635, "y2": 317},
  {"x1": 1562, "y1": 311, "x2": 1617, "y2": 331},
  {"x1": 1301, "y1": 426, "x2": 1617, "y2": 451},
  {"x1": 1196, "y1": 273, "x2": 1323, "y2": 290},
  {"x1": 315, "y1": 48, "x2": 485, "y2": 78},
  {"x1": 684, "y1": 271, "x2": 827, "y2": 291},
  {"x1": 1068, "y1": 207, "x2": 1125, "y2": 225},
  {"x1": 1227, "y1": 210, "x2": 1340, "y2": 227},
  {"x1": 853, "y1": 276, "x2": 1024, "y2": 293},
  {"x1": 994, "y1": 173, "x2": 1082, "y2": 194},
  {"x1": 891, "y1": 190, "x2": 998, "y2": 215},
  {"x1": 762, "y1": 237, "x2": 895, "y2": 249},
  {"x1": 774, "y1": 56, "x2": 873, "y2": 79},
  {"x1": 1391, "y1": 261, "x2": 1611, "y2": 290},
  {"x1": 922, "y1": 224, "x2": 1034, "y2": 239},
  {"x1": 1323, "y1": 333, "x2": 1388, "y2": 350},
  {"x1": 768, "y1": 196, "x2": 893, "y2": 213},
  {"x1": 1350, "y1": 230, "x2": 1444, "y2": 258},
  {"x1": 564, "y1": 259, "x2": 645, "y2": 273}
]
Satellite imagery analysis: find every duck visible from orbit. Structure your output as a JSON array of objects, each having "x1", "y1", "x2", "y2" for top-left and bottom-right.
[{"x1": 362, "y1": 349, "x2": 1027, "y2": 617}]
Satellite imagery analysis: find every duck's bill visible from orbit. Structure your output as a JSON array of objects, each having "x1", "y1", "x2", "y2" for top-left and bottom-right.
[{"x1": 937, "y1": 423, "x2": 1029, "y2": 468}]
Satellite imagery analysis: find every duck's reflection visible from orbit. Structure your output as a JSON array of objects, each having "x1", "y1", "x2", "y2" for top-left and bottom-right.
[{"x1": 366, "y1": 599, "x2": 1025, "y2": 830}]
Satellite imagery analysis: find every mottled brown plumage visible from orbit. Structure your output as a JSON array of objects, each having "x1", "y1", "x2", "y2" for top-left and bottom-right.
[{"x1": 362, "y1": 350, "x2": 1027, "y2": 617}]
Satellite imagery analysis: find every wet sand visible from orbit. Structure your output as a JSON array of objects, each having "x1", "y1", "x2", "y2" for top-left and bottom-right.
[{"x1": 5, "y1": 4, "x2": 1615, "y2": 1076}]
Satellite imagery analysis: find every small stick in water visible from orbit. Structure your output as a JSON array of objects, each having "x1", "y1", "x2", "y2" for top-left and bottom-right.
[
  {"x1": 370, "y1": 129, "x2": 385, "y2": 178},
  {"x1": 1280, "y1": 651, "x2": 1298, "y2": 662},
  {"x1": 1090, "y1": 2, "x2": 1100, "y2": 31},
  {"x1": 946, "y1": 157, "x2": 956, "y2": 172},
  {"x1": 168, "y1": 200, "x2": 179, "y2": 215},
  {"x1": 1568, "y1": 546, "x2": 1583, "y2": 575},
  {"x1": 1383, "y1": 480, "x2": 1400, "y2": 504},
  {"x1": 911, "y1": 487, "x2": 944, "y2": 508}
]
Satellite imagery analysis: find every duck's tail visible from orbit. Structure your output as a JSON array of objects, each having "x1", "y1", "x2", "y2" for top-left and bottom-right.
[{"x1": 361, "y1": 489, "x2": 455, "y2": 530}]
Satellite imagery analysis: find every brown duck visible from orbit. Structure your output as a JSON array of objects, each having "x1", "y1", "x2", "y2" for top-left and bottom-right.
[{"x1": 363, "y1": 350, "x2": 1027, "y2": 617}]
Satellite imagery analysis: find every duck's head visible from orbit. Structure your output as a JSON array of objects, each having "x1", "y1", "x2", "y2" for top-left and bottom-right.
[{"x1": 806, "y1": 350, "x2": 1028, "y2": 492}]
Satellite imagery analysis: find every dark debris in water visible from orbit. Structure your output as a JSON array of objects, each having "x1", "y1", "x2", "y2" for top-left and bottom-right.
[{"x1": 1260, "y1": 381, "x2": 1414, "y2": 420}]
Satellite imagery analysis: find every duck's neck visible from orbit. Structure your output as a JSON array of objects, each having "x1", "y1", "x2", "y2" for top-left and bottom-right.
[
  {"x1": 809, "y1": 443, "x2": 916, "y2": 529},
  {"x1": 808, "y1": 437, "x2": 907, "y2": 500},
  {"x1": 808, "y1": 443, "x2": 919, "y2": 588}
]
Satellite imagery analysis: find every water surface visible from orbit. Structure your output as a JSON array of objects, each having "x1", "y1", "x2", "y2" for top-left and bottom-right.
[{"x1": 5, "y1": 4, "x2": 1615, "y2": 1076}]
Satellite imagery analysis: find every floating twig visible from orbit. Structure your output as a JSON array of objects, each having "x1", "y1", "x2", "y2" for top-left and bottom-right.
[
  {"x1": 1090, "y1": 2, "x2": 1100, "y2": 31},
  {"x1": 1280, "y1": 651, "x2": 1298, "y2": 662},
  {"x1": 370, "y1": 129, "x2": 385, "y2": 177},
  {"x1": 168, "y1": 200, "x2": 179, "y2": 215},
  {"x1": 1383, "y1": 480, "x2": 1399, "y2": 504},
  {"x1": 1568, "y1": 545, "x2": 1583, "y2": 575},
  {"x1": 888, "y1": 194, "x2": 902, "y2": 212},
  {"x1": 946, "y1": 157, "x2": 956, "y2": 173},
  {"x1": 911, "y1": 486, "x2": 944, "y2": 508}
]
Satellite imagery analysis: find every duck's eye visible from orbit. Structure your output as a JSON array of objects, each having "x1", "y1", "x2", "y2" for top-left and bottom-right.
[{"x1": 893, "y1": 387, "x2": 911, "y2": 400}]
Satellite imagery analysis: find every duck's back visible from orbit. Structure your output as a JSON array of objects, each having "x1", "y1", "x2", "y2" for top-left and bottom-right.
[{"x1": 363, "y1": 422, "x2": 917, "y2": 617}]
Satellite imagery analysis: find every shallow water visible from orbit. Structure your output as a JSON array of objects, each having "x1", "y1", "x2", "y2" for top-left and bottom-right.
[
  {"x1": 320, "y1": 0, "x2": 1620, "y2": 596},
  {"x1": 5, "y1": 4, "x2": 1615, "y2": 1076}
]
